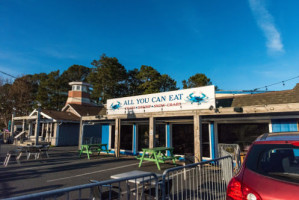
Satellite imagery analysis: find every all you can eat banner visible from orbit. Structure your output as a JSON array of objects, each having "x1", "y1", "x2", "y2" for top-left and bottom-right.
[{"x1": 107, "y1": 85, "x2": 215, "y2": 115}]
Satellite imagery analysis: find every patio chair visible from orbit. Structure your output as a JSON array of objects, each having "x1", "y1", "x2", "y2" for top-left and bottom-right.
[
  {"x1": 143, "y1": 178, "x2": 173, "y2": 200},
  {"x1": 89, "y1": 180, "x2": 123, "y2": 200},
  {"x1": 3, "y1": 149, "x2": 21, "y2": 167},
  {"x1": 184, "y1": 153, "x2": 195, "y2": 165}
]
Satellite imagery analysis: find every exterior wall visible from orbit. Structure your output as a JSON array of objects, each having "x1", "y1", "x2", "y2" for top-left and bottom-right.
[
  {"x1": 66, "y1": 91, "x2": 92, "y2": 105},
  {"x1": 57, "y1": 123, "x2": 80, "y2": 146},
  {"x1": 271, "y1": 119, "x2": 298, "y2": 132},
  {"x1": 101, "y1": 124, "x2": 110, "y2": 145},
  {"x1": 68, "y1": 91, "x2": 90, "y2": 98},
  {"x1": 82, "y1": 124, "x2": 101, "y2": 144}
]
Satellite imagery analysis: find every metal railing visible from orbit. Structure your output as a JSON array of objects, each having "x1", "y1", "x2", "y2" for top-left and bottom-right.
[
  {"x1": 5, "y1": 156, "x2": 233, "y2": 200},
  {"x1": 6, "y1": 173, "x2": 159, "y2": 200},
  {"x1": 161, "y1": 156, "x2": 233, "y2": 200}
]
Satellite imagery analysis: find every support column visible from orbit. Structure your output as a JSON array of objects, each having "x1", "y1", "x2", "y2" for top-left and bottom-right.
[
  {"x1": 46, "y1": 123, "x2": 49, "y2": 141},
  {"x1": 210, "y1": 122, "x2": 216, "y2": 159},
  {"x1": 133, "y1": 123, "x2": 137, "y2": 155},
  {"x1": 194, "y1": 115, "x2": 202, "y2": 162},
  {"x1": 49, "y1": 123, "x2": 53, "y2": 145},
  {"x1": 55, "y1": 123, "x2": 60, "y2": 146},
  {"x1": 22, "y1": 120, "x2": 25, "y2": 132},
  {"x1": 11, "y1": 108, "x2": 16, "y2": 134},
  {"x1": 166, "y1": 123, "x2": 172, "y2": 156},
  {"x1": 214, "y1": 122, "x2": 219, "y2": 158},
  {"x1": 78, "y1": 117, "x2": 83, "y2": 150},
  {"x1": 41, "y1": 123, "x2": 45, "y2": 140},
  {"x1": 114, "y1": 118, "x2": 121, "y2": 158},
  {"x1": 35, "y1": 107, "x2": 41, "y2": 145},
  {"x1": 149, "y1": 116, "x2": 155, "y2": 148},
  {"x1": 29, "y1": 123, "x2": 32, "y2": 136}
]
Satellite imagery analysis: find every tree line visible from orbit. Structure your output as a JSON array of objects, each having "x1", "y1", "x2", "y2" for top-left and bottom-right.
[{"x1": 0, "y1": 54, "x2": 215, "y2": 129}]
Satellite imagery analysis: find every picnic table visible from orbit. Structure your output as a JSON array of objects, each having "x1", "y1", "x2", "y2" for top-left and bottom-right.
[
  {"x1": 137, "y1": 147, "x2": 179, "y2": 170},
  {"x1": 79, "y1": 144, "x2": 109, "y2": 159},
  {"x1": 4, "y1": 144, "x2": 50, "y2": 166}
]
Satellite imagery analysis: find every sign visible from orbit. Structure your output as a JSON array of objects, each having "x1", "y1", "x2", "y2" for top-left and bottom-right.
[{"x1": 107, "y1": 85, "x2": 215, "y2": 115}]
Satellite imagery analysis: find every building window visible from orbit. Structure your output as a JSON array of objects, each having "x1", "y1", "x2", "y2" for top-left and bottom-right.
[
  {"x1": 218, "y1": 123, "x2": 269, "y2": 152},
  {"x1": 76, "y1": 85, "x2": 81, "y2": 91},
  {"x1": 172, "y1": 124, "x2": 194, "y2": 155},
  {"x1": 202, "y1": 124, "x2": 210, "y2": 158}
]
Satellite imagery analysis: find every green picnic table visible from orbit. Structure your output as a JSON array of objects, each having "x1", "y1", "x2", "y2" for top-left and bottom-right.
[
  {"x1": 79, "y1": 144, "x2": 109, "y2": 159},
  {"x1": 137, "y1": 147, "x2": 179, "y2": 170}
]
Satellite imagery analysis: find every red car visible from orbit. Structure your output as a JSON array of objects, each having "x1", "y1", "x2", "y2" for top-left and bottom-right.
[{"x1": 227, "y1": 132, "x2": 299, "y2": 200}]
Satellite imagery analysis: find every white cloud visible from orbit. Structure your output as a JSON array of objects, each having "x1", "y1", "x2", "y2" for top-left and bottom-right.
[{"x1": 249, "y1": 0, "x2": 284, "y2": 53}]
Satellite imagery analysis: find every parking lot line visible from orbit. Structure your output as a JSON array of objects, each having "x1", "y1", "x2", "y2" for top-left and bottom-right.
[{"x1": 47, "y1": 162, "x2": 142, "y2": 182}]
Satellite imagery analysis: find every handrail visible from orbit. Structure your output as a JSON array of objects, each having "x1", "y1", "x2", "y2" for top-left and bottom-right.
[
  {"x1": 7, "y1": 172, "x2": 159, "y2": 200},
  {"x1": 14, "y1": 131, "x2": 26, "y2": 139},
  {"x1": 162, "y1": 155, "x2": 233, "y2": 176}
]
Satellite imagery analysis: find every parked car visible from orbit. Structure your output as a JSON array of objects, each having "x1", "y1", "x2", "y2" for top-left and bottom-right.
[{"x1": 226, "y1": 132, "x2": 299, "y2": 200}]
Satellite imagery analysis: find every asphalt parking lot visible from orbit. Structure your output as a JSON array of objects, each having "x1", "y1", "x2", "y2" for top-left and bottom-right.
[{"x1": 0, "y1": 144, "x2": 176, "y2": 199}]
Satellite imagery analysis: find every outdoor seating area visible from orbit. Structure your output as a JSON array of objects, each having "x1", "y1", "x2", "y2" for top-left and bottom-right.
[
  {"x1": 79, "y1": 143, "x2": 110, "y2": 159},
  {"x1": 3, "y1": 143, "x2": 50, "y2": 167}
]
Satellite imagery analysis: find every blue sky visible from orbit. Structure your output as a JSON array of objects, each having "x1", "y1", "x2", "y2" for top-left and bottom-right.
[{"x1": 0, "y1": 0, "x2": 298, "y2": 91}]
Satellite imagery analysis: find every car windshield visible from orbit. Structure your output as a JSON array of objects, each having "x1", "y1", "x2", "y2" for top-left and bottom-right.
[{"x1": 246, "y1": 144, "x2": 299, "y2": 184}]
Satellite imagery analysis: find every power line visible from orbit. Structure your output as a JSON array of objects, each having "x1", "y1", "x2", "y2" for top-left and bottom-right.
[
  {"x1": 0, "y1": 70, "x2": 18, "y2": 79},
  {"x1": 2, "y1": 68, "x2": 299, "y2": 95},
  {"x1": 252, "y1": 75, "x2": 299, "y2": 91}
]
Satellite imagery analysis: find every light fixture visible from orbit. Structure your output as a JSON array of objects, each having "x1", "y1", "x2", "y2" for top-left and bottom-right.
[{"x1": 234, "y1": 107, "x2": 243, "y2": 112}]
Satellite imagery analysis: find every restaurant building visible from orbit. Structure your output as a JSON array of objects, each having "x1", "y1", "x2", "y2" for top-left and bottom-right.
[{"x1": 80, "y1": 83, "x2": 299, "y2": 161}]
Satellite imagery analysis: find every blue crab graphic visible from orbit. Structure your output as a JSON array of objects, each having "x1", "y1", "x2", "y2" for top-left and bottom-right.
[
  {"x1": 110, "y1": 101, "x2": 121, "y2": 110},
  {"x1": 186, "y1": 92, "x2": 208, "y2": 105}
]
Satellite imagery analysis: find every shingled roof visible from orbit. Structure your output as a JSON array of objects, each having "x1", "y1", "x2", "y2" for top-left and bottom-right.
[
  {"x1": 231, "y1": 83, "x2": 299, "y2": 107},
  {"x1": 41, "y1": 109, "x2": 80, "y2": 121},
  {"x1": 68, "y1": 104, "x2": 107, "y2": 116}
]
